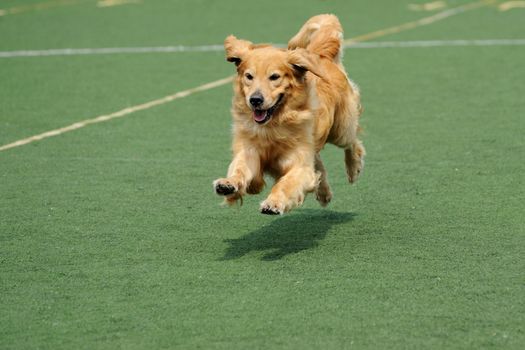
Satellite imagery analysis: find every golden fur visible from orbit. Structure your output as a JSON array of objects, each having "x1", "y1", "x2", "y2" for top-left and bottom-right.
[{"x1": 213, "y1": 14, "x2": 365, "y2": 215}]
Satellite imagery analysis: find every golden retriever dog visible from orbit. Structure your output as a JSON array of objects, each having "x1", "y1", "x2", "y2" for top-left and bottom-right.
[{"x1": 213, "y1": 14, "x2": 365, "y2": 215}]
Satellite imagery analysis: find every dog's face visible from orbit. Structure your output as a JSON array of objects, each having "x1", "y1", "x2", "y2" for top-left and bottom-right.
[
  {"x1": 237, "y1": 48, "x2": 288, "y2": 124},
  {"x1": 225, "y1": 35, "x2": 323, "y2": 125}
]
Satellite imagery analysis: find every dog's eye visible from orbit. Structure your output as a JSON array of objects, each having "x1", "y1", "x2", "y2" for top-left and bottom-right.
[
  {"x1": 269, "y1": 73, "x2": 281, "y2": 81},
  {"x1": 245, "y1": 73, "x2": 253, "y2": 80}
]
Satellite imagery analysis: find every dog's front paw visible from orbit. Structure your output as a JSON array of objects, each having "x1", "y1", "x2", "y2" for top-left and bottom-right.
[
  {"x1": 213, "y1": 178, "x2": 238, "y2": 196},
  {"x1": 259, "y1": 199, "x2": 285, "y2": 215}
]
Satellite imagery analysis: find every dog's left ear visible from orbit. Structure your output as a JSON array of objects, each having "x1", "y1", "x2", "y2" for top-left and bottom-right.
[
  {"x1": 287, "y1": 48, "x2": 325, "y2": 79},
  {"x1": 224, "y1": 35, "x2": 253, "y2": 67}
]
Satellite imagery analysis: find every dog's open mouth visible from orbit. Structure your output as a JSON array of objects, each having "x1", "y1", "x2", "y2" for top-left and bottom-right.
[{"x1": 253, "y1": 94, "x2": 284, "y2": 124}]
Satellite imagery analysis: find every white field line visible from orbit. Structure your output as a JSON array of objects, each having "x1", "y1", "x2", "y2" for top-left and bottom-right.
[
  {"x1": 1, "y1": 39, "x2": 524, "y2": 58},
  {"x1": 0, "y1": 45, "x2": 225, "y2": 58},
  {"x1": 0, "y1": 76, "x2": 234, "y2": 152},
  {"x1": 343, "y1": 0, "x2": 497, "y2": 44},
  {"x1": 344, "y1": 38, "x2": 525, "y2": 48}
]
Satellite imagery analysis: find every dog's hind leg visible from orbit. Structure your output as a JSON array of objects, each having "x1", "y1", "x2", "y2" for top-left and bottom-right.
[
  {"x1": 344, "y1": 139, "x2": 365, "y2": 184},
  {"x1": 329, "y1": 116, "x2": 365, "y2": 184},
  {"x1": 314, "y1": 153, "x2": 332, "y2": 206}
]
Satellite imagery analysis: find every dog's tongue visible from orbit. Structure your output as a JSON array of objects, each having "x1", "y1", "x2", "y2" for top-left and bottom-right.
[{"x1": 253, "y1": 110, "x2": 267, "y2": 122}]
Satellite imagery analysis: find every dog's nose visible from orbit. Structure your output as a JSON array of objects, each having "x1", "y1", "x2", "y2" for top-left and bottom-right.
[{"x1": 249, "y1": 93, "x2": 264, "y2": 108}]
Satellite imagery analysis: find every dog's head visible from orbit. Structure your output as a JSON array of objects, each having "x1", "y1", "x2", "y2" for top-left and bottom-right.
[{"x1": 225, "y1": 35, "x2": 324, "y2": 125}]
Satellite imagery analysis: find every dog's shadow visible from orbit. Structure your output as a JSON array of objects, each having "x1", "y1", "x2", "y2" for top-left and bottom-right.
[{"x1": 220, "y1": 209, "x2": 355, "y2": 261}]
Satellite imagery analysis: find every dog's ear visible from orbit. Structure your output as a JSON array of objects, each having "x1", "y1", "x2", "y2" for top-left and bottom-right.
[
  {"x1": 287, "y1": 48, "x2": 325, "y2": 79},
  {"x1": 224, "y1": 35, "x2": 252, "y2": 67}
]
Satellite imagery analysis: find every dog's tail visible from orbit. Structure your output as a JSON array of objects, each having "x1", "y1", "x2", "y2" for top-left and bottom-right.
[{"x1": 288, "y1": 14, "x2": 343, "y2": 63}]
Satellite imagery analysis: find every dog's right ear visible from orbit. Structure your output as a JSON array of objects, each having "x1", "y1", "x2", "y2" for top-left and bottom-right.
[
  {"x1": 287, "y1": 48, "x2": 325, "y2": 79},
  {"x1": 224, "y1": 35, "x2": 252, "y2": 67}
]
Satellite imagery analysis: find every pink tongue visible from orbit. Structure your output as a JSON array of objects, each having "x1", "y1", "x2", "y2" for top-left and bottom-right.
[{"x1": 253, "y1": 110, "x2": 267, "y2": 122}]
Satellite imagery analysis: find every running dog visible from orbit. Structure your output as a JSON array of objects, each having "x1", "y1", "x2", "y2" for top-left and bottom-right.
[{"x1": 213, "y1": 14, "x2": 365, "y2": 215}]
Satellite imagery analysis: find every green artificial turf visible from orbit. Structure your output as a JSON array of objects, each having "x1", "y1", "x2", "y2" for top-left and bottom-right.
[{"x1": 1, "y1": 0, "x2": 524, "y2": 349}]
